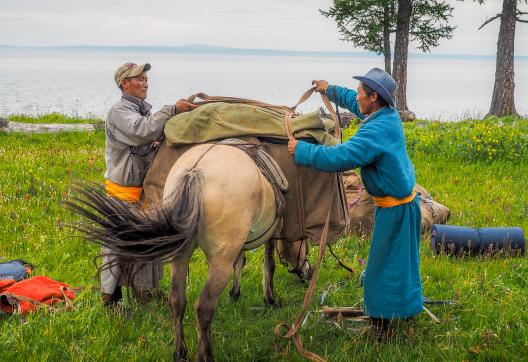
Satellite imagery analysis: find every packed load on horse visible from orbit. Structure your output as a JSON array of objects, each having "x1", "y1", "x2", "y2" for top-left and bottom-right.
[{"x1": 143, "y1": 95, "x2": 349, "y2": 246}]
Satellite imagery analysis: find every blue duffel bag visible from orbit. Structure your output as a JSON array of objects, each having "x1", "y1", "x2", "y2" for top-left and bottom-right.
[{"x1": 0, "y1": 260, "x2": 34, "y2": 281}]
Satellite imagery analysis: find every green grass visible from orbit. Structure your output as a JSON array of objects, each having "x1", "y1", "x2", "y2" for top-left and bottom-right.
[
  {"x1": 6, "y1": 113, "x2": 102, "y2": 124},
  {"x1": 1, "y1": 117, "x2": 527, "y2": 361}
]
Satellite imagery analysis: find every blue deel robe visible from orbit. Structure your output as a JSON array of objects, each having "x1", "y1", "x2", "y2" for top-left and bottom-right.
[{"x1": 295, "y1": 85, "x2": 423, "y2": 319}]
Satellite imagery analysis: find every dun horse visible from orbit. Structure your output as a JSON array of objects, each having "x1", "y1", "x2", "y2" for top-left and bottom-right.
[{"x1": 68, "y1": 143, "x2": 310, "y2": 361}]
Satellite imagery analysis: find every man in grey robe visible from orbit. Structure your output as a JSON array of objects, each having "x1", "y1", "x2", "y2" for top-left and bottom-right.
[{"x1": 102, "y1": 62, "x2": 196, "y2": 305}]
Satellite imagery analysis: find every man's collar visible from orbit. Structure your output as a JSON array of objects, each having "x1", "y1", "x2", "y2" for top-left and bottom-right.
[
  {"x1": 121, "y1": 92, "x2": 152, "y2": 116},
  {"x1": 363, "y1": 106, "x2": 388, "y2": 123}
]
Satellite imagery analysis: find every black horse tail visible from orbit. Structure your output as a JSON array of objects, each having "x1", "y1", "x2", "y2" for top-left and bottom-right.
[{"x1": 65, "y1": 169, "x2": 205, "y2": 265}]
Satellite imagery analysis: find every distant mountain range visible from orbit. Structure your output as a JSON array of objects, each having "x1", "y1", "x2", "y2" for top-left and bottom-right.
[{"x1": 1, "y1": 44, "x2": 526, "y2": 61}]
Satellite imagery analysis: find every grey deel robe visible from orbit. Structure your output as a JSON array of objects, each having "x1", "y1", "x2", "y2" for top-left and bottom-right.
[
  {"x1": 101, "y1": 94, "x2": 176, "y2": 293},
  {"x1": 104, "y1": 95, "x2": 176, "y2": 186}
]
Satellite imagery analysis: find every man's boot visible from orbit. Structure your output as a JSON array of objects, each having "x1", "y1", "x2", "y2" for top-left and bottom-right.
[
  {"x1": 102, "y1": 285, "x2": 122, "y2": 306},
  {"x1": 369, "y1": 317, "x2": 395, "y2": 340}
]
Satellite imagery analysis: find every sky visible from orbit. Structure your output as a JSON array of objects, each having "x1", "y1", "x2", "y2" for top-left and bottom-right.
[{"x1": 1, "y1": 0, "x2": 527, "y2": 55}]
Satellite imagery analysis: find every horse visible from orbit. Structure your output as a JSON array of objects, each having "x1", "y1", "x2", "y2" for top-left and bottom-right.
[{"x1": 68, "y1": 142, "x2": 309, "y2": 361}]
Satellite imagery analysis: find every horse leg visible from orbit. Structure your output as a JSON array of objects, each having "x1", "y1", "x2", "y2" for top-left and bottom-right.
[
  {"x1": 229, "y1": 251, "x2": 246, "y2": 301},
  {"x1": 169, "y1": 252, "x2": 192, "y2": 361},
  {"x1": 263, "y1": 239, "x2": 278, "y2": 307},
  {"x1": 195, "y1": 256, "x2": 236, "y2": 362}
]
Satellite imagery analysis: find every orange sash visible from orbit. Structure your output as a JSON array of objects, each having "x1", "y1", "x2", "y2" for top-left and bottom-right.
[
  {"x1": 372, "y1": 191, "x2": 417, "y2": 208},
  {"x1": 105, "y1": 179, "x2": 142, "y2": 203}
]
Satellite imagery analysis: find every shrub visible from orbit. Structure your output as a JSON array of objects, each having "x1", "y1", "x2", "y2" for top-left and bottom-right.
[{"x1": 343, "y1": 117, "x2": 528, "y2": 163}]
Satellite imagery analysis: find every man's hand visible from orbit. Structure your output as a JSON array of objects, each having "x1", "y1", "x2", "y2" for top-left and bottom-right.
[
  {"x1": 175, "y1": 99, "x2": 198, "y2": 113},
  {"x1": 288, "y1": 138, "x2": 298, "y2": 156},
  {"x1": 312, "y1": 80, "x2": 329, "y2": 93}
]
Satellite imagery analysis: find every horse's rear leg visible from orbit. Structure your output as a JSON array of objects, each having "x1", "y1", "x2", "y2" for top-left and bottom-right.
[
  {"x1": 229, "y1": 251, "x2": 246, "y2": 301},
  {"x1": 263, "y1": 240, "x2": 278, "y2": 307},
  {"x1": 195, "y1": 255, "x2": 237, "y2": 362},
  {"x1": 169, "y1": 252, "x2": 192, "y2": 362}
]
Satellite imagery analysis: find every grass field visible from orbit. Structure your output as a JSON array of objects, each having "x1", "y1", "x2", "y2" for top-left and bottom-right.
[
  {"x1": 1, "y1": 116, "x2": 527, "y2": 361},
  {"x1": 5, "y1": 113, "x2": 102, "y2": 124}
]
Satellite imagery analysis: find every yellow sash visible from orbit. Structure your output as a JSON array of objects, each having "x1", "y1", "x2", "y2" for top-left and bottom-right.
[
  {"x1": 105, "y1": 179, "x2": 142, "y2": 203},
  {"x1": 372, "y1": 191, "x2": 417, "y2": 208}
]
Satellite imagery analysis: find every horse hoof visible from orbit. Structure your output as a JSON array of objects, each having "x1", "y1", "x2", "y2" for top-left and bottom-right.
[
  {"x1": 173, "y1": 347, "x2": 188, "y2": 361},
  {"x1": 264, "y1": 298, "x2": 281, "y2": 309},
  {"x1": 172, "y1": 353, "x2": 187, "y2": 362},
  {"x1": 229, "y1": 289, "x2": 240, "y2": 301}
]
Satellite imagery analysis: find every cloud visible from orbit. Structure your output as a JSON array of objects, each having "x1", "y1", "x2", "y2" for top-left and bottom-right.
[{"x1": 1, "y1": 0, "x2": 526, "y2": 55}]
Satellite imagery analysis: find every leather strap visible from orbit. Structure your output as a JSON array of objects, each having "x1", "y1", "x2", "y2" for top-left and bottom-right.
[
  {"x1": 273, "y1": 175, "x2": 338, "y2": 362},
  {"x1": 285, "y1": 87, "x2": 341, "y2": 140}
]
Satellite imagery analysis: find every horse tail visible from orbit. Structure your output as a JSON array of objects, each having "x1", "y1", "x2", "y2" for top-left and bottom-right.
[{"x1": 65, "y1": 169, "x2": 205, "y2": 264}]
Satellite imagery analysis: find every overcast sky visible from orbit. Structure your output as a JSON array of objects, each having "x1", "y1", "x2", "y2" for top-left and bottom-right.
[{"x1": 2, "y1": 0, "x2": 527, "y2": 55}]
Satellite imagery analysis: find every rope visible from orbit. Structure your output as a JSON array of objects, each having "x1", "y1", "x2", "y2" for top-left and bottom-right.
[
  {"x1": 272, "y1": 88, "x2": 342, "y2": 362},
  {"x1": 190, "y1": 144, "x2": 218, "y2": 169},
  {"x1": 273, "y1": 177, "x2": 337, "y2": 362},
  {"x1": 333, "y1": 86, "x2": 343, "y2": 143},
  {"x1": 3, "y1": 286, "x2": 77, "y2": 314},
  {"x1": 423, "y1": 296, "x2": 456, "y2": 305},
  {"x1": 348, "y1": 183, "x2": 364, "y2": 208},
  {"x1": 328, "y1": 244, "x2": 355, "y2": 275},
  {"x1": 324, "y1": 90, "x2": 355, "y2": 276}
]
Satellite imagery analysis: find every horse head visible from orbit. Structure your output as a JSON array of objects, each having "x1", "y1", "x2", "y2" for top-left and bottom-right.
[{"x1": 276, "y1": 239, "x2": 313, "y2": 282}]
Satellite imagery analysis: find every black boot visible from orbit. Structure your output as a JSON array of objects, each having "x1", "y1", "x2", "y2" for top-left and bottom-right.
[
  {"x1": 369, "y1": 317, "x2": 394, "y2": 340},
  {"x1": 102, "y1": 285, "x2": 122, "y2": 306}
]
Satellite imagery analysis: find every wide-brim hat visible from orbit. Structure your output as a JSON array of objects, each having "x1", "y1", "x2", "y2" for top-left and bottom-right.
[
  {"x1": 353, "y1": 67, "x2": 397, "y2": 107},
  {"x1": 114, "y1": 62, "x2": 151, "y2": 88}
]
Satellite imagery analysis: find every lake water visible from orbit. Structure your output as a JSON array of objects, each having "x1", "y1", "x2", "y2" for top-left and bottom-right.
[{"x1": 1, "y1": 47, "x2": 527, "y2": 121}]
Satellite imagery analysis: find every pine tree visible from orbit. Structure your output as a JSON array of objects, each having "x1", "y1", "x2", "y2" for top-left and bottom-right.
[
  {"x1": 321, "y1": 0, "x2": 455, "y2": 116},
  {"x1": 477, "y1": 0, "x2": 528, "y2": 117}
]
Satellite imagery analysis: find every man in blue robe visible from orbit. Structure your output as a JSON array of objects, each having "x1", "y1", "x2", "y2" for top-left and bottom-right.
[{"x1": 288, "y1": 68, "x2": 423, "y2": 330}]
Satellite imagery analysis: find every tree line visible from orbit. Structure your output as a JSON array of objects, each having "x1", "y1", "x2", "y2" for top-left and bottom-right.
[{"x1": 321, "y1": 0, "x2": 528, "y2": 119}]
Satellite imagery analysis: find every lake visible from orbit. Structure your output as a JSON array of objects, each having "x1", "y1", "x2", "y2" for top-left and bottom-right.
[{"x1": 1, "y1": 47, "x2": 526, "y2": 120}]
